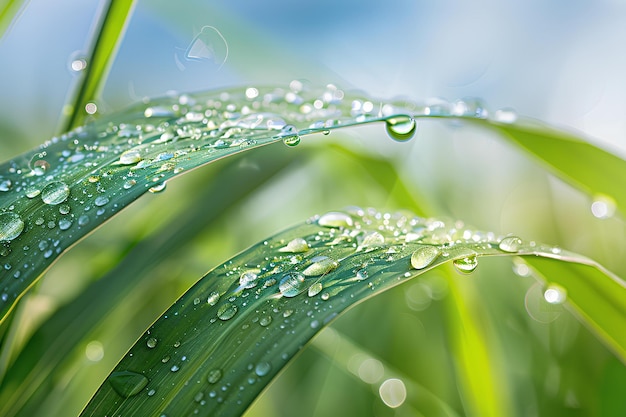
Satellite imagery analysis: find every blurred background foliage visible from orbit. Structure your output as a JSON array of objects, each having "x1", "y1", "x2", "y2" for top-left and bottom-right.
[{"x1": 0, "y1": 1, "x2": 625, "y2": 416}]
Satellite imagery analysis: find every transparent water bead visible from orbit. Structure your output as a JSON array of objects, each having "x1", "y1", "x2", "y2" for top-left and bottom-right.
[
  {"x1": 303, "y1": 256, "x2": 339, "y2": 276},
  {"x1": 590, "y1": 195, "x2": 616, "y2": 219},
  {"x1": 379, "y1": 378, "x2": 407, "y2": 408},
  {"x1": 544, "y1": 285, "x2": 567, "y2": 304},
  {"x1": 217, "y1": 303, "x2": 238, "y2": 320},
  {"x1": 108, "y1": 371, "x2": 149, "y2": 398},
  {"x1": 255, "y1": 362, "x2": 272, "y2": 377},
  {"x1": 239, "y1": 269, "x2": 260, "y2": 289},
  {"x1": 308, "y1": 282, "x2": 323, "y2": 297},
  {"x1": 0, "y1": 179, "x2": 11, "y2": 191},
  {"x1": 410, "y1": 245, "x2": 440, "y2": 269},
  {"x1": 279, "y1": 237, "x2": 309, "y2": 253},
  {"x1": 279, "y1": 272, "x2": 306, "y2": 297},
  {"x1": 207, "y1": 291, "x2": 220, "y2": 306},
  {"x1": 149, "y1": 182, "x2": 167, "y2": 193},
  {"x1": 493, "y1": 108, "x2": 518, "y2": 123},
  {"x1": 385, "y1": 115, "x2": 417, "y2": 142},
  {"x1": 119, "y1": 149, "x2": 142, "y2": 165},
  {"x1": 280, "y1": 125, "x2": 301, "y2": 147},
  {"x1": 359, "y1": 231, "x2": 385, "y2": 248},
  {"x1": 318, "y1": 211, "x2": 353, "y2": 228},
  {"x1": 498, "y1": 236, "x2": 522, "y2": 253},
  {"x1": 452, "y1": 253, "x2": 478, "y2": 273},
  {"x1": 207, "y1": 368, "x2": 223, "y2": 384},
  {"x1": 146, "y1": 337, "x2": 157, "y2": 348},
  {"x1": 0, "y1": 212, "x2": 25, "y2": 242},
  {"x1": 41, "y1": 181, "x2": 70, "y2": 205}
]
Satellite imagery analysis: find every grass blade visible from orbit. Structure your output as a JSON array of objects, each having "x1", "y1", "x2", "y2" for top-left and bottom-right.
[
  {"x1": 0, "y1": 0, "x2": 28, "y2": 39},
  {"x1": 80, "y1": 207, "x2": 623, "y2": 417},
  {"x1": 60, "y1": 0, "x2": 137, "y2": 131}
]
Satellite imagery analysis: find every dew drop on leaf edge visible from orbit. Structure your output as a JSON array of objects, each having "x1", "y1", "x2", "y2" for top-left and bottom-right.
[
  {"x1": 410, "y1": 245, "x2": 440, "y2": 270},
  {"x1": 385, "y1": 115, "x2": 417, "y2": 142},
  {"x1": 452, "y1": 253, "x2": 478, "y2": 274},
  {"x1": 108, "y1": 371, "x2": 148, "y2": 398},
  {"x1": 498, "y1": 236, "x2": 522, "y2": 253}
]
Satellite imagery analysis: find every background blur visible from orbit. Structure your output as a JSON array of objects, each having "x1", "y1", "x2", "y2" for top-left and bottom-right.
[{"x1": 1, "y1": 1, "x2": 625, "y2": 416}]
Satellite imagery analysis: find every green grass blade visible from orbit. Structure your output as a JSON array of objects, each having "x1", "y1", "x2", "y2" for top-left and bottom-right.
[
  {"x1": 0, "y1": 148, "x2": 296, "y2": 417},
  {"x1": 80, "y1": 207, "x2": 623, "y2": 417},
  {"x1": 469, "y1": 118, "x2": 626, "y2": 217},
  {"x1": 60, "y1": 0, "x2": 137, "y2": 131},
  {"x1": 0, "y1": 0, "x2": 27, "y2": 39}
]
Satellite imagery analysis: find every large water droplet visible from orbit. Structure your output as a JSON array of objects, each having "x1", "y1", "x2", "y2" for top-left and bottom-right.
[
  {"x1": 410, "y1": 245, "x2": 440, "y2": 269},
  {"x1": 385, "y1": 115, "x2": 417, "y2": 142},
  {"x1": 498, "y1": 236, "x2": 522, "y2": 253},
  {"x1": 359, "y1": 231, "x2": 385, "y2": 248},
  {"x1": 279, "y1": 237, "x2": 309, "y2": 253},
  {"x1": 109, "y1": 371, "x2": 148, "y2": 398},
  {"x1": 207, "y1": 368, "x2": 223, "y2": 384},
  {"x1": 0, "y1": 212, "x2": 25, "y2": 242},
  {"x1": 452, "y1": 253, "x2": 478, "y2": 274},
  {"x1": 254, "y1": 362, "x2": 272, "y2": 377},
  {"x1": 278, "y1": 272, "x2": 306, "y2": 297},
  {"x1": 318, "y1": 212, "x2": 353, "y2": 228},
  {"x1": 280, "y1": 125, "x2": 301, "y2": 147},
  {"x1": 217, "y1": 303, "x2": 237, "y2": 320},
  {"x1": 239, "y1": 269, "x2": 260, "y2": 289},
  {"x1": 149, "y1": 182, "x2": 167, "y2": 193},
  {"x1": 0, "y1": 179, "x2": 11, "y2": 192},
  {"x1": 147, "y1": 337, "x2": 157, "y2": 349},
  {"x1": 308, "y1": 282, "x2": 323, "y2": 297},
  {"x1": 544, "y1": 284, "x2": 567, "y2": 304},
  {"x1": 303, "y1": 256, "x2": 338, "y2": 276},
  {"x1": 119, "y1": 149, "x2": 142, "y2": 165},
  {"x1": 41, "y1": 181, "x2": 70, "y2": 205},
  {"x1": 207, "y1": 291, "x2": 220, "y2": 306}
]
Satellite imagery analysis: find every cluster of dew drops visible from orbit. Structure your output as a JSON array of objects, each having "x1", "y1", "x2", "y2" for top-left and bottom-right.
[{"x1": 102, "y1": 206, "x2": 566, "y2": 413}]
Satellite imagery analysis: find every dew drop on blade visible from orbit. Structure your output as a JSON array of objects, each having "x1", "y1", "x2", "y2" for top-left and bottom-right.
[
  {"x1": 303, "y1": 256, "x2": 338, "y2": 276},
  {"x1": 278, "y1": 272, "x2": 306, "y2": 297},
  {"x1": 452, "y1": 253, "x2": 478, "y2": 274},
  {"x1": 217, "y1": 303, "x2": 237, "y2": 320},
  {"x1": 41, "y1": 181, "x2": 70, "y2": 205},
  {"x1": 0, "y1": 212, "x2": 25, "y2": 242},
  {"x1": 410, "y1": 245, "x2": 440, "y2": 269},
  {"x1": 498, "y1": 236, "x2": 522, "y2": 253},
  {"x1": 279, "y1": 237, "x2": 309, "y2": 253},
  {"x1": 207, "y1": 368, "x2": 223, "y2": 384},
  {"x1": 108, "y1": 371, "x2": 148, "y2": 398},
  {"x1": 318, "y1": 211, "x2": 353, "y2": 228},
  {"x1": 385, "y1": 115, "x2": 416, "y2": 142}
]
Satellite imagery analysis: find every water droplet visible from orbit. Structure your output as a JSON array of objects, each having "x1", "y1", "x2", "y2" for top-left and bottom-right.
[
  {"x1": 318, "y1": 211, "x2": 353, "y2": 228},
  {"x1": 544, "y1": 285, "x2": 567, "y2": 304},
  {"x1": 109, "y1": 371, "x2": 148, "y2": 398},
  {"x1": 278, "y1": 272, "x2": 306, "y2": 297},
  {"x1": 78, "y1": 215, "x2": 89, "y2": 226},
  {"x1": 207, "y1": 291, "x2": 220, "y2": 306},
  {"x1": 58, "y1": 218, "x2": 72, "y2": 231},
  {"x1": 147, "y1": 389, "x2": 156, "y2": 397},
  {"x1": 68, "y1": 52, "x2": 87, "y2": 72},
  {"x1": 123, "y1": 179, "x2": 137, "y2": 189},
  {"x1": 259, "y1": 315, "x2": 272, "y2": 327},
  {"x1": 379, "y1": 378, "x2": 407, "y2": 408},
  {"x1": 194, "y1": 391, "x2": 204, "y2": 402},
  {"x1": 207, "y1": 368, "x2": 223, "y2": 384},
  {"x1": 590, "y1": 195, "x2": 616, "y2": 219},
  {"x1": 94, "y1": 196, "x2": 109, "y2": 207},
  {"x1": 25, "y1": 187, "x2": 40, "y2": 198},
  {"x1": 119, "y1": 149, "x2": 142, "y2": 165},
  {"x1": 279, "y1": 237, "x2": 309, "y2": 253},
  {"x1": 149, "y1": 182, "x2": 167, "y2": 193},
  {"x1": 493, "y1": 108, "x2": 518, "y2": 123},
  {"x1": 385, "y1": 115, "x2": 417, "y2": 141},
  {"x1": 498, "y1": 236, "x2": 522, "y2": 253},
  {"x1": 31, "y1": 158, "x2": 50, "y2": 176},
  {"x1": 184, "y1": 25, "x2": 229, "y2": 69},
  {"x1": 239, "y1": 269, "x2": 260, "y2": 289},
  {"x1": 303, "y1": 256, "x2": 338, "y2": 276},
  {"x1": 280, "y1": 125, "x2": 301, "y2": 147},
  {"x1": 217, "y1": 303, "x2": 237, "y2": 320},
  {"x1": 308, "y1": 282, "x2": 323, "y2": 297},
  {"x1": 147, "y1": 337, "x2": 157, "y2": 348},
  {"x1": 85, "y1": 102, "x2": 97, "y2": 115},
  {"x1": 254, "y1": 362, "x2": 272, "y2": 377},
  {"x1": 359, "y1": 231, "x2": 385, "y2": 248},
  {"x1": 0, "y1": 212, "x2": 25, "y2": 242},
  {"x1": 41, "y1": 181, "x2": 70, "y2": 205},
  {"x1": 170, "y1": 365, "x2": 180, "y2": 372},
  {"x1": 0, "y1": 179, "x2": 11, "y2": 191},
  {"x1": 453, "y1": 253, "x2": 478, "y2": 274},
  {"x1": 59, "y1": 204, "x2": 70, "y2": 215},
  {"x1": 355, "y1": 268, "x2": 369, "y2": 281},
  {"x1": 410, "y1": 245, "x2": 440, "y2": 269}
]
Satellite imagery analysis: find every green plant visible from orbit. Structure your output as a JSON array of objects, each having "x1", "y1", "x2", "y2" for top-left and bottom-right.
[{"x1": 1, "y1": 2, "x2": 625, "y2": 417}]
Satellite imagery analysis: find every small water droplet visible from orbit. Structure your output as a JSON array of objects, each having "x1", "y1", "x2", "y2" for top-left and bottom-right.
[
  {"x1": 544, "y1": 285, "x2": 567, "y2": 304},
  {"x1": 78, "y1": 215, "x2": 89, "y2": 226},
  {"x1": 109, "y1": 371, "x2": 148, "y2": 398},
  {"x1": 58, "y1": 218, "x2": 72, "y2": 231},
  {"x1": 410, "y1": 245, "x2": 440, "y2": 269},
  {"x1": 453, "y1": 253, "x2": 478, "y2": 274},
  {"x1": 318, "y1": 211, "x2": 353, "y2": 228},
  {"x1": 254, "y1": 362, "x2": 272, "y2": 377},
  {"x1": 279, "y1": 272, "x2": 306, "y2": 297},
  {"x1": 25, "y1": 187, "x2": 40, "y2": 198},
  {"x1": 207, "y1": 368, "x2": 223, "y2": 384},
  {"x1": 279, "y1": 237, "x2": 309, "y2": 253},
  {"x1": 147, "y1": 337, "x2": 157, "y2": 348},
  {"x1": 170, "y1": 365, "x2": 180, "y2": 372},
  {"x1": 94, "y1": 196, "x2": 109, "y2": 207},
  {"x1": 303, "y1": 256, "x2": 338, "y2": 276},
  {"x1": 147, "y1": 389, "x2": 156, "y2": 397},
  {"x1": 280, "y1": 125, "x2": 301, "y2": 147},
  {"x1": 217, "y1": 303, "x2": 237, "y2": 320},
  {"x1": 590, "y1": 195, "x2": 616, "y2": 219},
  {"x1": 41, "y1": 181, "x2": 70, "y2": 205},
  {"x1": 308, "y1": 282, "x2": 323, "y2": 297},
  {"x1": 239, "y1": 269, "x2": 260, "y2": 289},
  {"x1": 498, "y1": 236, "x2": 522, "y2": 253},
  {"x1": 149, "y1": 182, "x2": 167, "y2": 193},
  {"x1": 0, "y1": 179, "x2": 11, "y2": 192},
  {"x1": 0, "y1": 212, "x2": 25, "y2": 242},
  {"x1": 31, "y1": 158, "x2": 50, "y2": 176},
  {"x1": 259, "y1": 315, "x2": 272, "y2": 327},
  {"x1": 385, "y1": 115, "x2": 417, "y2": 141},
  {"x1": 359, "y1": 231, "x2": 385, "y2": 248},
  {"x1": 355, "y1": 268, "x2": 369, "y2": 281},
  {"x1": 123, "y1": 179, "x2": 137, "y2": 189},
  {"x1": 493, "y1": 108, "x2": 518, "y2": 123},
  {"x1": 59, "y1": 204, "x2": 71, "y2": 215},
  {"x1": 207, "y1": 291, "x2": 220, "y2": 306}
]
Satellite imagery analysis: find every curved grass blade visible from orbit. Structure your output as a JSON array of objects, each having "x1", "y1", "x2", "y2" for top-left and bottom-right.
[
  {"x1": 61, "y1": 0, "x2": 137, "y2": 131},
  {"x1": 0, "y1": 0, "x2": 28, "y2": 39},
  {"x1": 80, "y1": 207, "x2": 624, "y2": 417},
  {"x1": 0, "y1": 85, "x2": 364, "y2": 323}
]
